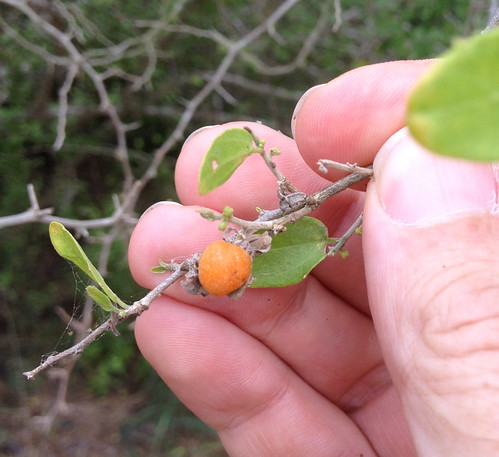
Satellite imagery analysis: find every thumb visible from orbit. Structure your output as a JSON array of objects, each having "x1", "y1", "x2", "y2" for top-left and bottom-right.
[{"x1": 363, "y1": 128, "x2": 499, "y2": 456}]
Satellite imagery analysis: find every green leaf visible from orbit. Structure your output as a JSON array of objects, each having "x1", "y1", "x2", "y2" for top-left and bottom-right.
[
  {"x1": 407, "y1": 28, "x2": 499, "y2": 161},
  {"x1": 49, "y1": 222, "x2": 128, "y2": 309},
  {"x1": 49, "y1": 221, "x2": 92, "y2": 276},
  {"x1": 250, "y1": 217, "x2": 328, "y2": 288},
  {"x1": 198, "y1": 128, "x2": 256, "y2": 195},
  {"x1": 86, "y1": 285, "x2": 120, "y2": 313},
  {"x1": 151, "y1": 259, "x2": 173, "y2": 273}
]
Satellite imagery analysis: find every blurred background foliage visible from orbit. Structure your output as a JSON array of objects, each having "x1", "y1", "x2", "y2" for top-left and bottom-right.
[{"x1": 0, "y1": 0, "x2": 491, "y2": 455}]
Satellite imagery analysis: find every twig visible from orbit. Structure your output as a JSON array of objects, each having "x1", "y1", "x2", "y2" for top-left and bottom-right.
[
  {"x1": 332, "y1": 0, "x2": 343, "y2": 32},
  {"x1": 318, "y1": 159, "x2": 373, "y2": 176},
  {"x1": 53, "y1": 63, "x2": 78, "y2": 151},
  {"x1": 23, "y1": 262, "x2": 188, "y2": 379},
  {"x1": 230, "y1": 168, "x2": 371, "y2": 232},
  {"x1": 0, "y1": 186, "x2": 137, "y2": 231},
  {"x1": 13, "y1": 186, "x2": 136, "y2": 232},
  {"x1": 485, "y1": 6, "x2": 499, "y2": 30},
  {"x1": 313, "y1": 168, "x2": 372, "y2": 203},
  {"x1": 27, "y1": 183, "x2": 41, "y2": 210},
  {"x1": 328, "y1": 212, "x2": 363, "y2": 256},
  {"x1": 0, "y1": 184, "x2": 53, "y2": 229}
]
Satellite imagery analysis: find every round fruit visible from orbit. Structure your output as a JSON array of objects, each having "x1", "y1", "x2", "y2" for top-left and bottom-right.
[{"x1": 198, "y1": 240, "x2": 252, "y2": 296}]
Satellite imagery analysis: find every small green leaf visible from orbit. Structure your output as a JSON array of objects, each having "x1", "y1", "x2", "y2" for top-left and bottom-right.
[
  {"x1": 198, "y1": 128, "x2": 256, "y2": 195},
  {"x1": 86, "y1": 285, "x2": 120, "y2": 313},
  {"x1": 407, "y1": 28, "x2": 499, "y2": 161},
  {"x1": 250, "y1": 217, "x2": 328, "y2": 288},
  {"x1": 338, "y1": 249, "x2": 350, "y2": 259},
  {"x1": 49, "y1": 222, "x2": 128, "y2": 309},
  {"x1": 49, "y1": 221, "x2": 93, "y2": 277},
  {"x1": 151, "y1": 259, "x2": 174, "y2": 273}
]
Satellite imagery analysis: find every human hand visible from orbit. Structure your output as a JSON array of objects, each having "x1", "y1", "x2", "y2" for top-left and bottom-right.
[{"x1": 128, "y1": 60, "x2": 499, "y2": 456}]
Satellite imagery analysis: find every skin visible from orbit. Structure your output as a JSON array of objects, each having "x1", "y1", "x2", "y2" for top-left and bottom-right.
[{"x1": 129, "y1": 60, "x2": 499, "y2": 456}]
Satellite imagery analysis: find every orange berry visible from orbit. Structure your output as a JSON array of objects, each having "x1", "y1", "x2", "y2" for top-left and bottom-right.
[{"x1": 198, "y1": 240, "x2": 252, "y2": 296}]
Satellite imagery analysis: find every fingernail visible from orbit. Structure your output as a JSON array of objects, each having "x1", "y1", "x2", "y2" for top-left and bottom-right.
[
  {"x1": 184, "y1": 125, "x2": 220, "y2": 146},
  {"x1": 291, "y1": 84, "x2": 326, "y2": 138},
  {"x1": 139, "y1": 201, "x2": 182, "y2": 220},
  {"x1": 374, "y1": 128, "x2": 498, "y2": 224}
]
